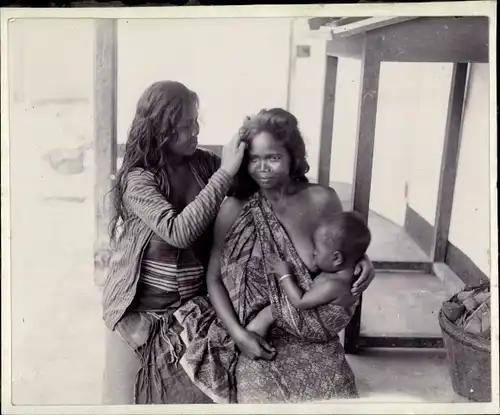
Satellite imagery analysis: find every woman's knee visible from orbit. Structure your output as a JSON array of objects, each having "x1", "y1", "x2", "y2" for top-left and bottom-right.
[{"x1": 102, "y1": 328, "x2": 140, "y2": 405}]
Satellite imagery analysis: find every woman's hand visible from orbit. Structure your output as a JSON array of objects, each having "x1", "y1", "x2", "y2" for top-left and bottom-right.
[
  {"x1": 351, "y1": 254, "x2": 375, "y2": 296},
  {"x1": 221, "y1": 134, "x2": 247, "y2": 176},
  {"x1": 233, "y1": 329, "x2": 276, "y2": 361}
]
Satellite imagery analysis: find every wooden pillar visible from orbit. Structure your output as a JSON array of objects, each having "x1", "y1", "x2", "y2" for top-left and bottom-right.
[
  {"x1": 317, "y1": 55, "x2": 339, "y2": 186},
  {"x1": 94, "y1": 19, "x2": 117, "y2": 286},
  {"x1": 344, "y1": 34, "x2": 381, "y2": 354},
  {"x1": 431, "y1": 62, "x2": 469, "y2": 262},
  {"x1": 285, "y1": 19, "x2": 295, "y2": 112},
  {"x1": 350, "y1": 34, "x2": 381, "y2": 220}
]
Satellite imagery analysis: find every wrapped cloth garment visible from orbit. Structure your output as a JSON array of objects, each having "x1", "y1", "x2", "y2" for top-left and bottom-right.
[{"x1": 175, "y1": 192, "x2": 358, "y2": 404}]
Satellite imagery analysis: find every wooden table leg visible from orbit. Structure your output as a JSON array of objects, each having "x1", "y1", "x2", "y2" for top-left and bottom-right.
[
  {"x1": 431, "y1": 62, "x2": 469, "y2": 262},
  {"x1": 318, "y1": 55, "x2": 339, "y2": 186},
  {"x1": 344, "y1": 33, "x2": 381, "y2": 354}
]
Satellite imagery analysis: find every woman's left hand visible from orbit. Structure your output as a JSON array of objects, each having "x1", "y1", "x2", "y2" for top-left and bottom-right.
[{"x1": 351, "y1": 255, "x2": 375, "y2": 296}]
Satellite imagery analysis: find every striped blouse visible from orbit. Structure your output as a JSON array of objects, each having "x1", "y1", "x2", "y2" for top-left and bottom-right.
[{"x1": 102, "y1": 148, "x2": 232, "y2": 330}]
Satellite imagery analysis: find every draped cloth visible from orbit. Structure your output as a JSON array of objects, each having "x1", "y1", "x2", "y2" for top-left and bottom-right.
[{"x1": 174, "y1": 192, "x2": 358, "y2": 404}]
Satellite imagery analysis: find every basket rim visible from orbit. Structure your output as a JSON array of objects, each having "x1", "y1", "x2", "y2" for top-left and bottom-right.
[{"x1": 439, "y1": 310, "x2": 491, "y2": 352}]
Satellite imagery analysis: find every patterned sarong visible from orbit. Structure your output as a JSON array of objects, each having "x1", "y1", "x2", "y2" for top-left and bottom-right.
[{"x1": 174, "y1": 192, "x2": 358, "y2": 404}]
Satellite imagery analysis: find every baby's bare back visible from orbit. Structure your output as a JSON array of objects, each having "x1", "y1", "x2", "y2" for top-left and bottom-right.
[{"x1": 314, "y1": 271, "x2": 357, "y2": 308}]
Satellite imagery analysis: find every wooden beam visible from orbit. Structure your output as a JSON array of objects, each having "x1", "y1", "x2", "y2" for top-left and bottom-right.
[
  {"x1": 94, "y1": 19, "x2": 117, "y2": 286},
  {"x1": 285, "y1": 19, "x2": 294, "y2": 112},
  {"x1": 373, "y1": 261, "x2": 433, "y2": 274},
  {"x1": 432, "y1": 63, "x2": 469, "y2": 262},
  {"x1": 351, "y1": 34, "x2": 381, "y2": 220},
  {"x1": 317, "y1": 55, "x2": 338, "y2": 186},
  {"x1": 330, "y1": 16, "x2": 417, "y2": 38},
  {"x1": 373, "y1": 16, "x2": 489, "y2": 63},
  {"x1": 308, "y1": 17, "x2": 338, "y2": 31},
  {"x1": 344, "y1": 294, "x2": 363, "y2": 354},
  {"x1": 344, "y1": 34, "x2": 381, "y2": 355},
  {"x1": 358, "y1": 336, "x2": 444, "y2": 349},
  {"x1": 326, "y1": 35, "x2": 363, "y2": 59}
]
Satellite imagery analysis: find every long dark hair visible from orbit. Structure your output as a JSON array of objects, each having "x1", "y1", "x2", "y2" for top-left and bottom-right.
[
  {"x1": 230, "y1": 108, "x2": 310, "y2": 199},
  {"x1": 109, "y1": 81, "x2": 199, "y2": 243}
]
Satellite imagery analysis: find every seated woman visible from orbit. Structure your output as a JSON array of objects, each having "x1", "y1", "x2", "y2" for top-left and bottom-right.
[
  {"x1": 101, "y1": 80, "x2": 247, "y2": 404},
  {"x1": 175, "y1": 108, "x2": 375, "y2": 404}
]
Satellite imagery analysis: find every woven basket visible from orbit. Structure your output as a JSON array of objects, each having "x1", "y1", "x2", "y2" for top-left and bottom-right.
[{"x1": 439, "y1": 285, "x2": 491, "y2": 402}]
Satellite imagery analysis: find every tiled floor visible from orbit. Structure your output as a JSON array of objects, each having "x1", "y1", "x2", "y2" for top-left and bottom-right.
[
  {"x1": 360, "y1": 271, "x2": 451, "y2": 337},
  {"x1": 347, "y1": 348, "x2": 468, "y2": 403}
]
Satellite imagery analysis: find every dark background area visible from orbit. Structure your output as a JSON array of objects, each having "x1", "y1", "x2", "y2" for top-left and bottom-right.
[{"x1": 1, "y1": 0, "x2": 463, "y2": 8}]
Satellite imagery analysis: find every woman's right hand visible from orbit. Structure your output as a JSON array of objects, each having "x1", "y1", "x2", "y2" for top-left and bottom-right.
[
  {"x1": 221, "y1": 134, "x2": 247, "y2": 177},
  {"x1": 233, "y1": 328, "x2": 276, "y2": 361}
]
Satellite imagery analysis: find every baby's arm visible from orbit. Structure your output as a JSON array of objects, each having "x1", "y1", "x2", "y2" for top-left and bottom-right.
[
  {"x1": 280, "y1": 272, "x2": 350, "y2": 310},
  {"x1": 267, "y1": 256, "x2": 356, "y2": 310},
  {"x1": 246, "y1": 305, "x2": 274, "y2": 337}
]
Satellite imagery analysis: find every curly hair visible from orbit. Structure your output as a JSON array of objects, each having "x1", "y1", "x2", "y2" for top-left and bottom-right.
[
  {"x1": 230, "y1": 108, "x2": 310, "y2": 199},
  {"x1": 108, "y1": 81, "x2": 199, "y2": 243}
]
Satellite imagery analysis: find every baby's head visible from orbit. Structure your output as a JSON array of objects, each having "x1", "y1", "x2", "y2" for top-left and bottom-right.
[{"x1": 312, "y1": 211, "x2": 371, "y2": 273}]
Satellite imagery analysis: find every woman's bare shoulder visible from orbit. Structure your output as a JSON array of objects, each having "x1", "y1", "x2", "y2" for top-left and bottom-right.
[
  {"x1": 220, "y1": 196, "x2": 246, "y2": 214},
  {"x1": 300, "y1": 183, "x2": 343, "y2": 213},
  {"x1": 215, "y1": 196, "x2": 247, "y2": 231}
]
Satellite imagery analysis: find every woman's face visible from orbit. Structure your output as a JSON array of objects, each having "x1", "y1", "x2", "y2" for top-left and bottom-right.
[
  {"x1": 168, "y1": 104, "x2": 200, "y2": 156},
  {"x1": 247, "y1": 131, "x2": 291, "y2": 189}
]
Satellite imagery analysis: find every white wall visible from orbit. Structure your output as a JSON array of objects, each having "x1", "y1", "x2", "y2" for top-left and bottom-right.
[
  {"x1": 288, "y1": 27, "x2": 455, "y2": 229},
  {"x1": 405, "y1": 64, "x2": 453, "y2": 226},
  {"x1": 8, "y1": 19, "x2": 99, "y2": 405},
  {"x1": 287, "y1": 21, "x2": 361, "y2": 187},
  {"x1": 370, "y1": 63, "x2": 453, "y2": 227},
  {"x1": 8, "y1": 18, "x2": 95, "y2": 201},
  {"x1": 329, "y1": 58, "x2": 361, "y2": 187},
  {"x1": 448, "y1": 63, "x2": 491, "y2": 276},
  {"x1": 117, "y1": 18, "x2": 292, "y2": 147},
  {"x1": 288, "y1": 19, "x2": 327, "y2": 183}
]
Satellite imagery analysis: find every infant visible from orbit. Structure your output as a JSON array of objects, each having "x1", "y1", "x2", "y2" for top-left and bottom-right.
[{"x1": 246, "y1": 210, "x2": 371, "y2": 337}]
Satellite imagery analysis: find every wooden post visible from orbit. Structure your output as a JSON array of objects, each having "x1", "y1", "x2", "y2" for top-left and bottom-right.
[
  {"x1": 350, "y1": 34, "x2": 381, "y2": 220},
  {"x1": 317, "y1": 55, "x2": 339, "y2": 186},
  {"x1": 285, "y1": 19, "x2": 295, "y2": 112},
  {"x1": 94, "y1": 19, "x2": 117, "y2": 286},
  {"x1": 431, "y1": 62, "x2": 469, "y2": 262},
  {"x1": 344, "y1": 34, "x2": 381, "y2": 354}
]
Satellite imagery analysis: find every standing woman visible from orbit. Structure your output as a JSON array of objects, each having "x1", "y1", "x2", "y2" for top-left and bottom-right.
[{"x1": 101, "y1": 81, "x2": 245, "y2": 404}]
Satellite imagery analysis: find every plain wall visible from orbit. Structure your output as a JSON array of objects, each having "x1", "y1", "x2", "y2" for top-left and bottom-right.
[
  {"x1": 8, "y1": 19, "x2": 99, "y2": 405},
  {"x1": 288, "y1": 25, "x2": 455, "y2": 230},
  {"x1": 448, "y1": 63, "x2": 491, "y2": 276},
  {"x1": 288, "y1": 18, "x2": 327, "y2": 183},
  {"x1": 117, "y1": 18, "x2": 292, "y2": 147},
  {"x1": 370, "y1": 63, "x2": 453, "y2": 227}
]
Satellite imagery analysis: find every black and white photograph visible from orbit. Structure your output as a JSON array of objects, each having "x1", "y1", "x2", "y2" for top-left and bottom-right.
[{"x1": 1, "y1": 2, "x2": 498, "y2": 413}]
